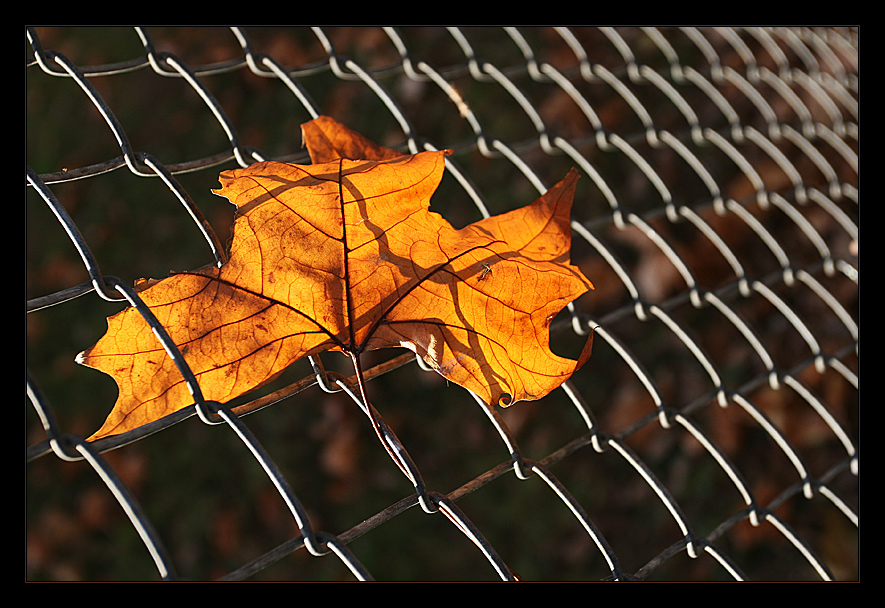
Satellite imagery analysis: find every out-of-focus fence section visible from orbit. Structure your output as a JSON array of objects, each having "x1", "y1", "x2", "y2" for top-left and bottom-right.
[{"x1": 27, "y1": 26, "x2": 857, "y2": 581}]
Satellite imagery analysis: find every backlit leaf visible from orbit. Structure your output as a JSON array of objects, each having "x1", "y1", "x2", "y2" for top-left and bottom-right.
[{"x1": 77, "y1": 117, "x2": 593, "y2": 440}]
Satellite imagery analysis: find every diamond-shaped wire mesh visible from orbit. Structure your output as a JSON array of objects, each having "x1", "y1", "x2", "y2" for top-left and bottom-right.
[{"x1": 27, "y1": 26, "x2": 858, "y2": 581}]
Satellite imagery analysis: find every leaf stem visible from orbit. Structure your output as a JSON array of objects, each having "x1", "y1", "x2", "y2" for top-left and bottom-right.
[{"x1": 348, "y1": 351, "x2": 408, "y2": 477}]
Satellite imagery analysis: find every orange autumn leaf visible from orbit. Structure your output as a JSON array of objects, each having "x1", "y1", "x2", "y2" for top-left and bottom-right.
[{"x1": 77, "y1": 116, "x2": 593, "y2": 441}]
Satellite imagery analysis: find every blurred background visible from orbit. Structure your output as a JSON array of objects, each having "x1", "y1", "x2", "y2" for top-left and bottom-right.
[{"x1": 27, "y1": 26, "x2": 858, "y2": 581}]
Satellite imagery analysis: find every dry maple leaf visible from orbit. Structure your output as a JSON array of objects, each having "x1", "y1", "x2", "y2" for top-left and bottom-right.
[{"x1": 77, "y1": 116, "x2": 593, "y2": 440}]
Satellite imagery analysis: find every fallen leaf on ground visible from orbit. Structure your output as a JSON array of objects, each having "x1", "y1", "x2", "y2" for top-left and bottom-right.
[{"x1": 77, "y1": 116, "x2": 593, "y2": 440}]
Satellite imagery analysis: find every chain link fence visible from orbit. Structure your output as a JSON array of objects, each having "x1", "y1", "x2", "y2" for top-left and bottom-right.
[{"x1": 27, "y1": 26, "x2": 858, "y2": 581}]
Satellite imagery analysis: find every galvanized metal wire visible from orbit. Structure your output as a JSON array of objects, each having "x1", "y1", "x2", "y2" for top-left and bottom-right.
[{"x1": 27, "y1": 26, "x2": 857, "y2": 581}]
